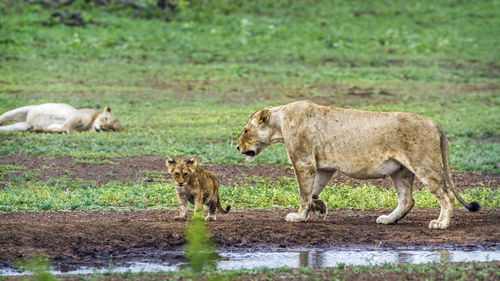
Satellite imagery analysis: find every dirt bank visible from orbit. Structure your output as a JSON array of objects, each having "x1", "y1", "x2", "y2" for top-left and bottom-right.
[{"x1": 0, "y1": 209, "x2": 498, "y2": 271}]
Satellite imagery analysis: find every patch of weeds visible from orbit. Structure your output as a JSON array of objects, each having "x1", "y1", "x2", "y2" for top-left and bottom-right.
[
  {"x1": 184, "y1": 213, "x2": 218, "y2": 274},
  {"x1": 0, "y1": 164, "x2": 26, "y2": 182},
  {"x1": 74, "y1": 158, "x2": 118, "y2": 165},
  {"x1": 16, "y1": 255, "x2": 56, "y2": 281},
  {"x1": 141, "y1": 169, "x2": 169, "y2": 184}
]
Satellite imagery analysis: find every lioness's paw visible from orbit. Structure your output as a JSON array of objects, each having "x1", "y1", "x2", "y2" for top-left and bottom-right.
[
  {"x1": 285, "y1": 212, "x2": 307, "y2": 222},
  {"x1": 376, "y1": 215, "x2": 396, "y2": 225},
  {"x1": 428, "y1": 220, "x2": 449, "y2": 229}
]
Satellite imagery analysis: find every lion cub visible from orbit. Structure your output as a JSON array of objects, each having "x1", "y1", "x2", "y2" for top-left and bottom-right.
[{"x1": 167, "y1": 158, "x2": 230, "y2": 221}]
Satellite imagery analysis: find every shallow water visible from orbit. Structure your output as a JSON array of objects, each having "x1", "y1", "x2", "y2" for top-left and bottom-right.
[{"x1": 2, "y1": 248, "x2": 499, "y2": 276}]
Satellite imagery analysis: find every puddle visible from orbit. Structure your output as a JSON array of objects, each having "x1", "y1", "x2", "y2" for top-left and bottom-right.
[{"x1": 2, "y1": 248, "x2": 498, "y2": 276}]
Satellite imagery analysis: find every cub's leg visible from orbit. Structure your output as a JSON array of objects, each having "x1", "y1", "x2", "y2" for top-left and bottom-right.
[
  {"x1": 285, "y1": 161, "x2": 316, "y2": 222},
  {"x1": 311, "y1": 170, "x2": 334, "y2": 219},
  {"x1": 377, "y1": 166, "x2": 415, "y2": 225},
  {"x1": 193, "y1": 191, "x2": 204, "y2": 217},
  {"x1": 0, "y1": 106, "x2": 34, "y2": 125},
  {"x1": 0, "y1": 122, "x2": 31, "y2": 132},
  {"x1": 174, "y1": 188, "x2": 188, "y2": 221},
  {"x1": 205, "y1": 201, "x2": 217, "y2": 221}
]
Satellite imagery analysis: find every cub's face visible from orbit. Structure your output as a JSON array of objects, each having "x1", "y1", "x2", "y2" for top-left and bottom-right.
[
  {"x1": 166, "y1": 158, "x2": 196, "y2": 187},
  {"x1": 237, "y1": 107, "x2": 272, "y2": 161},
  {"x1": 93, "y1": 106, "x2": 123, "y2": 132}
]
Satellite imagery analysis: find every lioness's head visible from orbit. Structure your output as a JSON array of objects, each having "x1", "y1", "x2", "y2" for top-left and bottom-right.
[
  {"x1": 166, "y1": 158, "x2": 196, "y2": 187},
  {"x1": 93, "y1": 106, "x2": 124, "y2": 132},
  {"x1": 237, "y1": 107, "x2": 274, "y2": 161}
]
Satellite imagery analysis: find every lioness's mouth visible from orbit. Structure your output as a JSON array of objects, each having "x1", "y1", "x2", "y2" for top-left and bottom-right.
[{"x1": 243, "y1": 150, "x2": 256, "y2": 156}]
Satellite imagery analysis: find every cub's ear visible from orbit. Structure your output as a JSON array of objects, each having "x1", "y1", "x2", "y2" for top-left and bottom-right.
[
  {"x1": 186, "y1": 158, "x2": 196, "y2": 169},
  {"x1": 104, "y1": 106, "x2": 111, "y2": 114},
  {"x1": 255, "y1": 108, "x2": 271, "y2": 126},
  {"x1": 166, "y1": 158, "x2": 176, "y2": 172}
]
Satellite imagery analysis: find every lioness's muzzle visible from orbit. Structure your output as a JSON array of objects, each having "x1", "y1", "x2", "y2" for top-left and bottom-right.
[{"x1": 243, "y1": 150, "x2": 256, "y2": 156}]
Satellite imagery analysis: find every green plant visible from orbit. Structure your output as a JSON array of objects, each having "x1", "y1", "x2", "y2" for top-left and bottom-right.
[
  {"x1": 16, "y1": 256, "x2": 57, "y2": 281},
  {"x1": 184, "y1": 213, "x2": 218, "y2": 274}
]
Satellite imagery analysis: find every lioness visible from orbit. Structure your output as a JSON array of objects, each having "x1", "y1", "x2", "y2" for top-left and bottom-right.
[
  {"x1": 0, "y1": 103, "x2": 123, "y2": 133},
  {"x1": 167, "y1": 158, "x2": 231, "y2": 221},
  {"x1": 237, "y1": 100, "x2": 479, "y2": 229}
]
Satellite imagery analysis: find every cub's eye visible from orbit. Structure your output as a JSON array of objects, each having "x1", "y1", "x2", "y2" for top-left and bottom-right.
[
  {"x1": 183, "y1": 173, "x2": 188, "y2": 177},
  {"x1": 104, "y1": 117, "x2": 108, "y2": 121},
  {"x1": 243, "y1": 129, "x2": 248, "y2": 135},
  {"x1": 175, "y1": 173, "x2": 180, "y2": 177}
]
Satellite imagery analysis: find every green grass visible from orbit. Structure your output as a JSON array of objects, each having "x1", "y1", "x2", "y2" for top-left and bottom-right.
[
  {"x1": 0, "y1": 175, "x2": 496, "y2": 212},
  {"x1": 11, "y1": 262, "x2": 499, "y2": 280}
]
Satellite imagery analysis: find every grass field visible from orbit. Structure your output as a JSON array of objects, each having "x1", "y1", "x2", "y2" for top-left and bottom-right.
[
  {"x1": 1, "y1": 0, "x2": 499, "y2": 166},
  {"x1": 1, "y1": 0, "x2": 499, "y2": 210},
  {"x1": 1, "y1": 0, "x2": 499, "y2": 212}
]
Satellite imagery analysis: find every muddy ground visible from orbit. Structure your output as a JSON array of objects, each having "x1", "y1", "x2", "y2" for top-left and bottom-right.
[
  {"x1": 0, "y1": 154, "x2": 499, "y2": 272},
  {"x1": 1, "y1": 209, "x2": 499, "y2": 271},
  {"x1": 0, "y1": 155, "x2": 498, "y2": 190}
]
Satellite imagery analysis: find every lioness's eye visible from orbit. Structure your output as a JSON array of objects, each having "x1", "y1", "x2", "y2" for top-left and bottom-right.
[{"x1": 243, "y1": 130, "x2": 247, "y2": 135}]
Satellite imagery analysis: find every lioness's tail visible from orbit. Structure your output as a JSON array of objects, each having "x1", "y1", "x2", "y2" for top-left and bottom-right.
[{"x1": 438, "y1": 126, "x2": 480, "y2": 212}]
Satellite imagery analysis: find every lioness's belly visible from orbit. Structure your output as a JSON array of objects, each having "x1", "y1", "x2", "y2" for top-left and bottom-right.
[
  {"x1": 26, "y1": 103, "x2": 76, "y2": 127},
  {"x1": 320, "y1": 158, "x2": 402, "y2": 179}
]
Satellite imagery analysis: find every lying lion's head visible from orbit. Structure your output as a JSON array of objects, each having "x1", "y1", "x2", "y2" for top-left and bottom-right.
[
  {"x1": 93, "y1": 106, "x2": 124, "y2": 132},
  {"x1": 237, "y1": 107, "x2": 273, "y2": 161},
  {"x1": 166, "y1": 158, "x2": 196, "y2": 187}
]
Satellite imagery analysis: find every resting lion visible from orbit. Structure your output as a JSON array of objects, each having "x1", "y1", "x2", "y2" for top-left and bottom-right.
[
  {"x1": 0, "y1": 103, "x2": 123, "y2": 133},
  {"x1": 237, "y1": 100, "x2": 479, "y2": 229}
]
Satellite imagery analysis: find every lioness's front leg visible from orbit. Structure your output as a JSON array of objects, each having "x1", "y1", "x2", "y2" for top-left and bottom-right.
[
  {"x1": 285, "y1": 161, "x2": 315, "y2": 222},
  {"x1": 41, "y1": 117, "x2": 82, "y2": 133},
  {"x1": 174, "y1": 188, "x2": 188, "y2": 221}
]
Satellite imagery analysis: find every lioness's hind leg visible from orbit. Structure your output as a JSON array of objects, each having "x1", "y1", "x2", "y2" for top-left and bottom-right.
[
  {"x1": 0, "y1": 106, "x2": 34, "y2": 125},
  {"x1": 417, "y1": 170, "x2": 454, "y2": 229},
  {"x1": 377, "y1": 166, "x2": 415, "y2": 225},
  {"x1": 0, "y1": 122, "x2": 31, "y2": 132}
]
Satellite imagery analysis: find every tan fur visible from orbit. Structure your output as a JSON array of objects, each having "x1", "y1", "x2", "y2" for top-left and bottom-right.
[
  {"x1": 166, "y1": 158, "x2": 230, "y2": 221},
  {"x1": 0, "y1": 103, "x2": 123, "y2": 133},
  {"x1": 237, "y1": 100, "x2": 478, "y2": 229}
]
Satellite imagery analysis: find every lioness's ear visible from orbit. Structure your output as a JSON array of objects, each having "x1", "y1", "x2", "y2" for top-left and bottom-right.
[
  {"x1": 166, "y1": 158, "x2": 176, "y2": 172},
  {"x1": 256, "y1": 108, "x2": 271, "y2": 125},
  {"x1": 104, "y1": 106, "x2": 111, "y2": 114},
  {"x1": 186, "y1": 158, "x2": 196, "y2": 171}
]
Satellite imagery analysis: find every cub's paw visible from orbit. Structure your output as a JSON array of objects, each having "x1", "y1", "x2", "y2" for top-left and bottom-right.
[
  {"x1": 174, "y1": 215, "x2": 187, "y2": 221},
  {"x1": 428, "y1": 219, "x2": 449, "y2": 229},
  {"x1": 311, "y1": 199, "x2": 328, "y2": 219},
  {"x1": 285, "y1": 212, "x2": 307, "y2": 222},
  {"x1": 205, "y1": 214, "x2": 216, "y2": 221}
]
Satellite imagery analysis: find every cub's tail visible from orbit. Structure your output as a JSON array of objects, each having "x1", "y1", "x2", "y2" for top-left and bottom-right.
[
  {"x1": 217, "y1": 195, "x2": 231, "y2": 214},
  {"x1": 438, "y1": 126, "x2": 480, "y2": 212}
]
